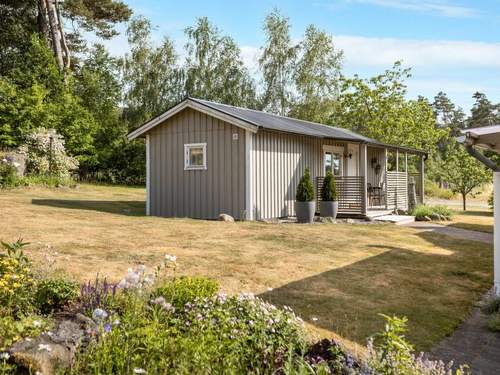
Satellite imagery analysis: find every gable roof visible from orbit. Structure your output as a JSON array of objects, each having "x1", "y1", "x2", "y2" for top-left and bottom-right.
[{"x1": 127, "y1": 97, "x2": 425, "y2": 154}]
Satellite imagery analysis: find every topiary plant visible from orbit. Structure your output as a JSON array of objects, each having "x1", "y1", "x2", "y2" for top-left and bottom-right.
[
  {"x1": 321, "y1": 171, "x2": 337, "y2": 201},
  {"x1": 296, "y1": 168, "x2": 315, "y2": 202}
]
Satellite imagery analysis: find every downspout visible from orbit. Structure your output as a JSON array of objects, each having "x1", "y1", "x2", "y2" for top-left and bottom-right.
[
  {"x1": 464, "y1": 144, "x2": 500, "y2": 171},
  {"x1": 464, "y1": 141, "x2": 500, "y2": 296}
]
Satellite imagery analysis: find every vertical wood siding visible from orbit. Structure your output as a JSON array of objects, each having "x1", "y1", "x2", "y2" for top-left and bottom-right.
[
  {"x1": 251, "y1": 130, "x2": 354, "y2": 219},
  {"x1": 149, "y1": 108, "x2": 246, "y2": 219}
]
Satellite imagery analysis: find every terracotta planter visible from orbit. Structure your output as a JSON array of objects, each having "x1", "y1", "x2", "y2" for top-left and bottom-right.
[
  {"x1": 295, "y1": 201, "x2": 316, "y2": 223},
  {"x1": 320, "y1": 201, "x2": 338, "y2": 219}
]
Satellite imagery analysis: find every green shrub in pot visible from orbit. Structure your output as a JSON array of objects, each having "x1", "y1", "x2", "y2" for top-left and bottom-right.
[
  {"x1": 295, "y1": 168, "x2": 316, "y2": 223},
  {"x1": 320, "y1": 171, "x2": 338, "y2": 219}
]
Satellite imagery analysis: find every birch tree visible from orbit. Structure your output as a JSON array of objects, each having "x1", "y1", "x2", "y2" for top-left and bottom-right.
[
  {"x1": 259, "y1": 9, "x2": 297, "y2": 116},
  {"x1": 291, "y1": 25, "x2": 343, "y2": 123}
]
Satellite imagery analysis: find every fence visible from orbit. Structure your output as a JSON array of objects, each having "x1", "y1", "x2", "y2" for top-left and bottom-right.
[{"x1": 316, "y1": 176, "x2": 364, "y2": 216}]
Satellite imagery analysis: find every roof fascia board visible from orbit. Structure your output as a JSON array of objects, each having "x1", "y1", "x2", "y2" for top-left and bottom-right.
[{"x1": 127, "y1": 99, "x2": 258, "y2": 140}]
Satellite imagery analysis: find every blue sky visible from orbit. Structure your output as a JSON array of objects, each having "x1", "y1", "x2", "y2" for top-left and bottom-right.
[{"x1": 98, "y1": 0, "x2": 500, "y2": 113}]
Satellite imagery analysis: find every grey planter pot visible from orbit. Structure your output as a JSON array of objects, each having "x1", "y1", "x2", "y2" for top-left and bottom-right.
[
  {"x1": 320, "y1": 201, "x2": 339, "y2": 219},
  {"x1": 295, "y1": 201, "x2": 316, "y2": 223}
]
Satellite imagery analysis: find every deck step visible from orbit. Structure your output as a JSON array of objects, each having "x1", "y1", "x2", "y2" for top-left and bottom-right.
[{"x1": 372, "y1": 215, "x2": 415, "y2": 225}]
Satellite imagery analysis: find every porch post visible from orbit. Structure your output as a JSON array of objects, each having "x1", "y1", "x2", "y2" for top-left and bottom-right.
[
  {"x1": 419, "y1": 155, "x2": 425, "y2": 204},
  {"x1": 360, "y1": 143, "x2": 368, "y2": 215},
  {"x1": 384, "y1": 148, "x2": 388, "y2": 209},
  {"x1": 495, "y1": 172, "x2": 500, "y2": 295},
  {"x1": 395, "y1": 149, "x2": 399, "y2": 211},
  {"x1": 405, "y1": 152, "x2": 408, "y2": 210}
]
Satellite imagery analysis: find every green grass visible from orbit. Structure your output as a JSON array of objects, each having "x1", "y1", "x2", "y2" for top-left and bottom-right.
[{"x1": 0, "y1": 184, "x2": 493, "y2": 352}]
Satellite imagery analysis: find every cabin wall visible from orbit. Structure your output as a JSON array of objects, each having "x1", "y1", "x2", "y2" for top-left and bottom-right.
[
  {"x1": 148, "y1": 108, "x2": 246, "y2": 219},
  {"x1": 251, "y1": 130, "x2": 353, "y2": 219}
]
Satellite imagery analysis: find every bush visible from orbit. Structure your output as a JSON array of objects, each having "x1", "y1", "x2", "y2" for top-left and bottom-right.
[
  {"x1": 0, "y1": 239, "x2": 35, "y2": 316},
  {"x1": 154, "y1": 276, "x2": 219, "y2": 309},
  {"x1": 321, "y1": 171, "x2": 337, "y2": 201},
  {"x1": 71, "y1": 292, "x2": 308, "y2": 374},
  {"x1": 36, "y1": 278, "x2": 79, "y2": 314},
  {"x1": 489, "y1": 193, "x2": 493, "y2": 210},
  {"x1": 412, "y1": 204, "x2": 452, "y2": 221},
  {"x1": 487, "y1": 313, "x2": 500, "y2": 332},
  {"x1": 425, "y1": 180, "x2": 455, "y2": 200},
  {"x1": 0, "y1": 315, "x2": 50, "y2": 351},
  {"x1": 296, "y1": 168, "x2": 314, "y2": 202},
  {"x1": 367, "y1": 314, "x2": 469, "y2": 375},
  {"x1": 481, "y1": 296, "x2": 500, "y2": 315},
  {"x1": 0, "y1": 161, "x2": 19, "y2": 188},
  {"x1": 19, "y1": 128, "x2": 78, "y2": 178},
  {"x1": 21, "y1": 174, "x2": 76, "y2": 188}
]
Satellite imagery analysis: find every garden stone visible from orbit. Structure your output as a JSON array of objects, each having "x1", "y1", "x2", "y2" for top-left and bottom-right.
[
  {"x1": 423, "y1": 215, "x2": 432, "y2": 221},
  {"x1": 3, "y1": 151, "x2": 27, "y2": 176},
  {"x1": 8, "y1": 315, "x2": 89, "y2": 374},
  {"x1": 430, "y1": 213, "x2": 441, "y2": 221},
  {"x1": 218, "y1": 213, "x2": 235, "y2": 222}
]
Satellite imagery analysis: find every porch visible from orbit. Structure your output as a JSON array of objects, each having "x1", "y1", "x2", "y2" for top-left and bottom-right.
[{"x1": 316, "y1": 144, "x2": 425, "y2": 218}]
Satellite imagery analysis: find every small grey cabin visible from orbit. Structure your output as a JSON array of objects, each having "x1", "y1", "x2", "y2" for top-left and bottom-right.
[{"x1": 128, "y1": 97, "x2": 426, "y2": 220}]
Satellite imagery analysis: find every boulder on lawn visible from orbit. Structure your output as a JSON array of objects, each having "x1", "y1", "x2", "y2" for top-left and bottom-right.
[
  {"x1": 218, "y1": 213, "x2": 235, "y2": 222},
  {"x1": 1, "y1": 151, "x2": 27, "y2": 176}
]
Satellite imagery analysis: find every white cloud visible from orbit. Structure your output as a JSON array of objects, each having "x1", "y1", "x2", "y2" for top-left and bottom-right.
[
  {"x1": 333, "y1": 35, "x2": 500, "y2": 69},
  {"x1": 345, "y1": 0, "x2": 479, "y2": 18}
]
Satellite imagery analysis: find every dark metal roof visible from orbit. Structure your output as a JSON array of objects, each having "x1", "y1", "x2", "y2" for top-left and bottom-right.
[{"x1": 190, "y1": 97, "x2": 381, "y2": 144}]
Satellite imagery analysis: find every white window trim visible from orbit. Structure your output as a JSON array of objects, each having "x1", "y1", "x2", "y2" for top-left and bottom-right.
[{"x1": 184, "y1": 143, "x2": 207, "y2": 170}]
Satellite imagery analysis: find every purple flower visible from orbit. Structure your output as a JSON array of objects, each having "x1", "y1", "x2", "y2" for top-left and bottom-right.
[{"x1": 104, "y1": 323, "x2": 112, "y2": 333}]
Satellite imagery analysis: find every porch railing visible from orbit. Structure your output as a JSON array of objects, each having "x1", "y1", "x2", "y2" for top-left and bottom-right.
[
  {"x1": 316, "y1": 176, "x2": 364, "y2": 216},
  {"x1": 386, "y1": 171, "x2": 408, "y2": 210}
]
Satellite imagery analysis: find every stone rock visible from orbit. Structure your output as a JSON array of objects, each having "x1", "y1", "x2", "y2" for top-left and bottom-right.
[
  {"x1": 430, "y1": 213, "x2": 441, "y2": 221},
  {"x1": 218, "y1": 213, "x2": 235, "y2": 222},
  {"x1": 2, "y1": 151, "x2": 27, "y2": 176},
  {"x1": 346, "y1": 218, "x2": 355, "y2": 224},
  {"x1": 423, "y1": 215, "x2": 432, "y2": 222},
  {"x1": 8, "y1": 315, "x2": 91, "y2": 374},
  {"x1": 320, "y1": 217, "x2": 336, "y2": 224}
]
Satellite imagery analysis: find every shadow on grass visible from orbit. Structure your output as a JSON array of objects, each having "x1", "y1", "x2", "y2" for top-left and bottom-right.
[
  {"x1": 447, "y1": 223, "x2": 493, "y2": 234},
  {"x1": 32, "y1": 199, "x2": 145, "y2": 216},
  {"x1": 258, "y1": 232, "x2": 492, "y2": 351}
]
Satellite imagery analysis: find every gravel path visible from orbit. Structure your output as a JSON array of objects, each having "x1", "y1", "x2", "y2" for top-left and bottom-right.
[
  {"x1": 403, "y1": 221, "x2": 493, "y2": 244},
  {"x1": 429, "y1": 295, "x2": 500, "y2": 375}
]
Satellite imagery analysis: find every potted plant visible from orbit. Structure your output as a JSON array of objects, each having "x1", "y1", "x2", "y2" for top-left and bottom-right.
[
  {"x1": 295, "y1": 168, "x2": 316, "y2": 223},
  {"x1": 320, "y1": 171, "x2": 338, "y2": 219}
]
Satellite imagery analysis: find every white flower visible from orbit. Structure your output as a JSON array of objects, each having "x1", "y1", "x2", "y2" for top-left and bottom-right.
[
  {"x1": 133, "y1": 368, "x2": 147, "y2": 374},
  {"x1": 164, "y1": 254, "x2": 177, "y2": 262},
  {"x1": 117, "y1": 279, "x2": 128, "y2": 289},
  {"x1": 136, "y1": 264, "x2": 146, "y2": 274},
  {"x1": 92, "y1": 308, "x2": 108, "y2": 322},
  {"x1": 38, "y1": 343, "x2": 52, "y2": 352},
  {"x1": 143, "y1": 274, "x2": 155, "y2": 285},
  {"x1": 0, "y1": 352, "x2": 10, "y2": 360},
  {"x1": 311, "y1": 317, "x2": 318, "y2": 322},
  {"x1": 113, "y1": 319, "x2": 121, "y2": 326},
  {"x1": 33, "y1": 320, "x2": 42, "y2": 328}
]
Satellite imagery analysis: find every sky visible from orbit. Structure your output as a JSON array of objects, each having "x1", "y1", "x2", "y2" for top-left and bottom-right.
[{"x1": 96, "y1": 0, "x2": 500, "y2": 113}]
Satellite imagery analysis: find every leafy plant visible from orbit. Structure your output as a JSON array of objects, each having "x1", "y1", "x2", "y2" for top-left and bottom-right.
[
  {"x1": 36, "y1": 278, "x2": 79, "y2": 314},
  {"x1": 320, "y1": 171, "x2": 337, "y2": 201},
  {"x1": 0, "y1": 239, "x2": 35, "y2": 316},
  {"x1": 79, "y1": 275, "x2": 119, "y2": 315},
  {"x1": 412, "y1": 204, "x2": 452, "y2": 221},
  {"x1": 153, "y1": 276, "x2": 219, "y2": 309},
  {"x1": 424, "y1": 180, "x2": 455, "y2": 200},
  {"x1": 487, "y1": 313, "x2": 500, "y2": 332},
  {"x1": 296, "y1": 168, "x2": 315, "y2": 202},
  {"x1": 0, "y1": 315, "x2": 50, "y2": 351},
  {"x1": 0, "y1": 161, "x2": 19, "y2": 188}
]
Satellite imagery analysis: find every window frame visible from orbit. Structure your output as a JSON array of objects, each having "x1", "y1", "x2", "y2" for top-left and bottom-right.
[{"x1": 184, "y1": 143, "x2": 207, "y2": 170}]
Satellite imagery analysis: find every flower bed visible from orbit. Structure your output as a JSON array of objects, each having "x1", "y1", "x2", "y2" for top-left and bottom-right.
[{"x1": 0, "y1": 240, "x2": 469, "y2": 374}]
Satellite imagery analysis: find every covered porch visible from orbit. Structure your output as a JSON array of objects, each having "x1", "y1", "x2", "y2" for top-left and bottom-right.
[{"x1": 315, "y1": 142, "x2": 426, "y2": 218}]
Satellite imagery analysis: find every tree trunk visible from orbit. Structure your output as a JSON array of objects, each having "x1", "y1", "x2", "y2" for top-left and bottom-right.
[
  {"x1": 55, "y1": 0, "x2": 70, "y2": 70},
  {"x1": 46, "y1": 0, "x2": 64, "y2": 71},
  {"x1": 462, "y1": 193, "x2": 467, "y2": 211},
  {"x1": 37, "y1": 0, "x2": 50, "y2": 42}
]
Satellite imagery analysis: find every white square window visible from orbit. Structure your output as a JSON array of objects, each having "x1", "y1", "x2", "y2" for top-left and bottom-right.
[{"x1": 184, "y1": 143, "x2": 207, "y2": 170}]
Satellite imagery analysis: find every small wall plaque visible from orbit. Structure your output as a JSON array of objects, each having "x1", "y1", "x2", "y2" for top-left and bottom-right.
[{"x1": 232, "y1": 133, "x2": 239, "y2": 140}]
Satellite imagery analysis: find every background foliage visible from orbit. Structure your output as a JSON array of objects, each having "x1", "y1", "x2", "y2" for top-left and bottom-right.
[{"x1": 0, "y1": 2, "x2": 498, "y2": 187}]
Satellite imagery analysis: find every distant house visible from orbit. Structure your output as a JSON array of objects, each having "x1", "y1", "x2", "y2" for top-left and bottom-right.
[{"x1": 128, "y1": 97, "x2": 426, "y2": 220}]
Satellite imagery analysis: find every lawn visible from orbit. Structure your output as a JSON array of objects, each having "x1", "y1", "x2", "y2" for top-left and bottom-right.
[
  {"x1": 447, "y1": 209, "x2": 493, "y2": 233},
  {"x1": 0, "y1": 184, "x2": 493, "y2": 352}
]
